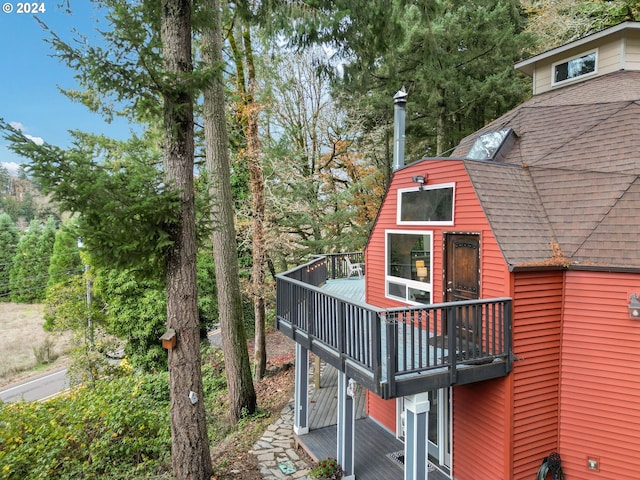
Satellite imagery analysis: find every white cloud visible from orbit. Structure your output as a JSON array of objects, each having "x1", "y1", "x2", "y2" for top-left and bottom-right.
[
  {"x1": 1, "y1": 161, "x2": 20, "y2": 175},
  {"x1": 9, "y1": 121, "x2": 44, "y2": 146},
  {"x1": 24, "y1": 134, "x2": 44, "y2": 146}
]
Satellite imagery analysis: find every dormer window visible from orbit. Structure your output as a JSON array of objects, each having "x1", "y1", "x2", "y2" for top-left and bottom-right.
[{"x1": 552, "y1": 50, "x2": 597, "y2": 85}]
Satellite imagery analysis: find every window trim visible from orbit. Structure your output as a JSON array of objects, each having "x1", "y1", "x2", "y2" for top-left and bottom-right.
[
  {"x1": 385, "y1": 229, "x2": 434, "y2": 305},
  {"x1": 397, "y1": 182, "x2": 455, "y2": 226},
  {"x1": 551, "y1": 49, "x2": 598, "y2": 86}
]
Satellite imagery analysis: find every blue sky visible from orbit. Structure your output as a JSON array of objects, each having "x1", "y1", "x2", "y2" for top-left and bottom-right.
[{"x1": 0, "y1": 2, "x2": 135, "y2": 174}]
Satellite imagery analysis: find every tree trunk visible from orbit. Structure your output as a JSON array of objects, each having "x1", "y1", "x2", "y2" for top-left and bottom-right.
[
  {"x1": 436, "y1": 87, "x2": 447, "y2": 156},
  {"x1": 242, "y1": 26, "x2": 267, "y2": 382},
  {"x1": 160, "y1": 1, "x2": 212, "y2": 478},
  {"x1": 201, "y1": 0, "x2": 257, "y2": 422}
]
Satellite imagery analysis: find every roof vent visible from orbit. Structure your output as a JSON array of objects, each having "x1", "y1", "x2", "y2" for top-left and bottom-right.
[{"x1": 466, "y1": 128, "x2": 516, "y2": 162}]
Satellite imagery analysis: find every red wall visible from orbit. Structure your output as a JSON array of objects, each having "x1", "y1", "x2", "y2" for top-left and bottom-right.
[
  {"x1": 364, "y1": 159, "x2": 512, "y2": 477},
  {"x1": 510, "y1": 270, "x2": 564, "y2": 479},
  {"x1": 559, "y1": 271, "x2": 640, "y2": 479},
  {"x1": 454, "y1": 378, "x2": 508, "y2": 479}
]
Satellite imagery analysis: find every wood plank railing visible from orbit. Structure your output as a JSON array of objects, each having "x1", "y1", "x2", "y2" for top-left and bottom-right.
[{"x1": 276, "y1": 254, "x2": 512, "y2": 399}]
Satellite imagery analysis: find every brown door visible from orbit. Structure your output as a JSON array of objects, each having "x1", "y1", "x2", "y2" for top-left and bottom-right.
[
  {"x1": 444, "y1": 234, "x2": 480, "y2": 350},
  {"x1": 444, "y1": 233, "x2": 480, "y2": 303}
]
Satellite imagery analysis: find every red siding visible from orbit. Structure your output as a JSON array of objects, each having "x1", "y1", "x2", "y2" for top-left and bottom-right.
[
  {"x1": 559, "y1": 271, "x2": 640, "y2": 479},
  {"x1": 364, "y1": 159, "x2": 512, "y2": 478},
  {"x1": 365, "y1": 393, "x2": 397, "y2": 434},
  {"x1": 454, "y1": 378, "x2": 508, "y2": 479},
  {"x1": 511, "y1": 271, "x2": 563, "y2": 479}
]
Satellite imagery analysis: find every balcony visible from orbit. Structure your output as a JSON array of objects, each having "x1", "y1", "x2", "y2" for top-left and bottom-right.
[{"x1": 276, "y1": 253, "x2": 512, "y2": 400}]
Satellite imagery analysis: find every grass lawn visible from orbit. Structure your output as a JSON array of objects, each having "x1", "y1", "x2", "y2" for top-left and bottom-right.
[{"x1": 0, "y1": 302, "x2": 73, "y2": 386}]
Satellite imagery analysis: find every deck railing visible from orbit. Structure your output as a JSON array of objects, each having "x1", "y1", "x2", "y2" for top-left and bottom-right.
[{"x1": 276, "y1": 254, "x2": 512, "y2": 399}]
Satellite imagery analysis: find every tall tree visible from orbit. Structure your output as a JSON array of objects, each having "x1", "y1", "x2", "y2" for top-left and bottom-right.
[
  {"x1": 0, "y1": 213, "x2": 19, "y2": 301},
  {"x1": 161, "y1": 1, "x2": 213, "y2": 476},
  {"x1": 272, "y1": 0, "x2": 530, "y2": 158},
  {"x1": 201, "y1": 0, "x2": 257, "y2": 421},
  {"x1": 259, "y1": 48, "x2": 383, "y2": 261},
  {"x1": 227, "y1": 13, "x2": 268, "y2": 381},
  {"x1": 0, "y1": 164, "x2": 9, "y2": 194},
  {"x1": 2, "y1": 1, "x2": 213, "y2": 476}
]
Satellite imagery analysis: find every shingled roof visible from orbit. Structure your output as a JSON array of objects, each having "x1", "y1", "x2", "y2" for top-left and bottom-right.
[{"x1": 452, "y1": 70, "x2": 640, "y2": 270}]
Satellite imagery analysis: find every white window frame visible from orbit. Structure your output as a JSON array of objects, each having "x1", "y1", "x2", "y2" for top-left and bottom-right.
[
  {"x1": 551, "y1": 49, "x2": 598, "y2": 86},
  {"x1": 385, "y1": 229, "x2": 434, "y2": 305},
  {"x1": 397, "y1": 183, "x2": 455, "y2": 226}
]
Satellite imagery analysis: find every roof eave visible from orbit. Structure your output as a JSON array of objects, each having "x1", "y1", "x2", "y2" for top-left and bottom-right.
[
  {"x1": 510, "y1": 263, "x2": 640, "y2": 274},
  {"x1": 514, "y1": 21, "x2": 640, "y2": 76}
]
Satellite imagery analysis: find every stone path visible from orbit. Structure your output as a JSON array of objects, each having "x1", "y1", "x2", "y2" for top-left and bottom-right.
[{"x1": 251, "y1": 399, "x2": 312, "y2": 479}]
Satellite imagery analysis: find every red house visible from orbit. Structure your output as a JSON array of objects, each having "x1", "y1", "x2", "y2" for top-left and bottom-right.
[{"x1": 277, "y1": 22, "x2": 640, "y2": 480}]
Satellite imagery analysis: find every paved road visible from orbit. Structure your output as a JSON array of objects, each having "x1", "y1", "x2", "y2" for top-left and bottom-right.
[
  {"x1": 0, "y1": 368, "x2": 69, "y2": 403},
  {"x1": 0, "y1": 331, "x2": 221, "y2": 404}
]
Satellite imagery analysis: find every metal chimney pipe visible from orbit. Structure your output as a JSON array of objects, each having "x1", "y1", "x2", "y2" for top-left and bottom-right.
[{"x1": 393, "y1": 87, "x2": 408, "y2": 171}]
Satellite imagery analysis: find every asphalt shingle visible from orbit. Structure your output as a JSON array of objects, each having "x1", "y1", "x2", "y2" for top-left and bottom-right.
[{"x1": 454, "y1": 70, "x2": 640, "y2": 269}]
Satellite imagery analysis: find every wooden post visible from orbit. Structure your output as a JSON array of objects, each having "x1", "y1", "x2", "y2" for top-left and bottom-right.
[{"x1": 314, "y1": 355, "x2": 321, "y2": 389}]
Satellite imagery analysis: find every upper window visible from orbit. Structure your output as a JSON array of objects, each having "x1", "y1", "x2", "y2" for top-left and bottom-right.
[
  {"x1": 552, "y1": 50, "x2": 597, "y2": 85},
  {"x1": 398, "y1": 183, "x2": 454, "y2": 225}
]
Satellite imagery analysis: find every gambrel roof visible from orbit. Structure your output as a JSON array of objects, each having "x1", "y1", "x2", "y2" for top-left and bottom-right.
[{"x1": 452, "y1": 71, "x2": 640, "y2": 270}]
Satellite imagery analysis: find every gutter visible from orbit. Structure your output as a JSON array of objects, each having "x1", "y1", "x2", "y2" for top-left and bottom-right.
[{"x1": 509, "y1": 263, "x2": 640, "y2": 274}]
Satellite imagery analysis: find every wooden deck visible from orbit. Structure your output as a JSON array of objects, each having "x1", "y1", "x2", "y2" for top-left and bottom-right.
[
  {"x1": 299, "y1": 362, "x2": 450, "y2": 480},
  {"x1": 277, "y1": 262, "x2": 512, "y2": 400},
  {"x1": 309, "y1": 362, "x2": 366, "y2": 429},
  {"x1": 321, "y1": 277, "x2": 366, "y2": 302}
]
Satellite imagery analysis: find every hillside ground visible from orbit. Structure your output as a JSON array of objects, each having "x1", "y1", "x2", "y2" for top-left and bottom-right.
[
  {"x1": 0, "y1": 302, "x2": 73, "y2": 386},
  {"x1": 211, "y1": 331, "x2": 308, "y2": 479},
  {"x1": 0, "y1": 303, "x2": 306, "y2": 479}
]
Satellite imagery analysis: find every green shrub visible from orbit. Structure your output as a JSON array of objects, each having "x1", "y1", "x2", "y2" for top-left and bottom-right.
[{"x1": 0, "y1": 373, "x2": 171, "y2": 479}]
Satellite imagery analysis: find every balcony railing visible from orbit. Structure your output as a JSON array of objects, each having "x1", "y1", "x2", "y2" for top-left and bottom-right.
[{"x1": 276, "y1": 254, "x2": 512, "y2": 399}]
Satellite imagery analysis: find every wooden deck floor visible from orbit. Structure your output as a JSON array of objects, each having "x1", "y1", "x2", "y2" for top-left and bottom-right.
[
  {"x1": 321, "y1": 277, "x2": 366, "y2": 302},
  {"x1": 299, "y1": 362, "x2": 450, "y2": 480},
  {"x1": 309, "y1": 363, "x2": 366, "y2": 429}
]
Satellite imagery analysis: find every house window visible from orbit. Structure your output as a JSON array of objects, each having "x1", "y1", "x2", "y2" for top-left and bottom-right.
[
  {"x1": 552, "y1": 50, "x2": 597, "y2": 85},
  {"x1": 398, "y1": 183, "x2": 454, "y2": 225},
  {"x1": 386, "y1": 231, "x2": 432, "y2": 304}
]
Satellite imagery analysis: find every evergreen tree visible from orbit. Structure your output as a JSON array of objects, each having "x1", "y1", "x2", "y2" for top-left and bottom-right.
[
  {"x1": 94, "y1": 266, "x2": 167, "y2": 370},
  {"x1": 47, "y1": 220, "x2": 83, "y2": 288},
  {"x1": 202, "y1": 0, "x2": 257, "y2": 422},
  {"x1": 0, "y1": 213, "x2": 19, "y2": 301},
  {"x1": 38, "y1": 216, "x2": 57, "y2": 281},
  {"x1": 2, "y1": 2, "x2": 216, "y2": 472},
  {"x1": 9, "y1": 219, "x2": 45, "y2": 302},
  {"x1": 0, "y1": 164, "x2": 9, "y2": 194},
  {"x1": 272, "y1": 0, "x2": 531, "y2": 158}
]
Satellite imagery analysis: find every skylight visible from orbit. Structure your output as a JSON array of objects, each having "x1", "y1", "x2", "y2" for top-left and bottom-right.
[{"x1": 466, "y1": 128, "x2": 514, "y2": 161}]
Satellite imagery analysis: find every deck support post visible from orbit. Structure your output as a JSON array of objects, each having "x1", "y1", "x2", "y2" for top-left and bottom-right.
[
  {"x1": 294, "y1": 343, "x2": 309, "y2": 435},
  {"x1": 337, "y1": 370, "x2": 356, "y2": 480},
  {"x1": 404, "y1": 393, "x2": 430, "y2": 480}
]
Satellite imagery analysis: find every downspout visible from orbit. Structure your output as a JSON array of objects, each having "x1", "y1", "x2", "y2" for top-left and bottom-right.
[{"x1": 393, "y1": 87, "x2": 408, "y2": 171}]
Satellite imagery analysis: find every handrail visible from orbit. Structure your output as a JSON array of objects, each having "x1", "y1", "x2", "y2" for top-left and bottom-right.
[{"x1": 276, "y1": 254, "x2": 512, "y2": 399}]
